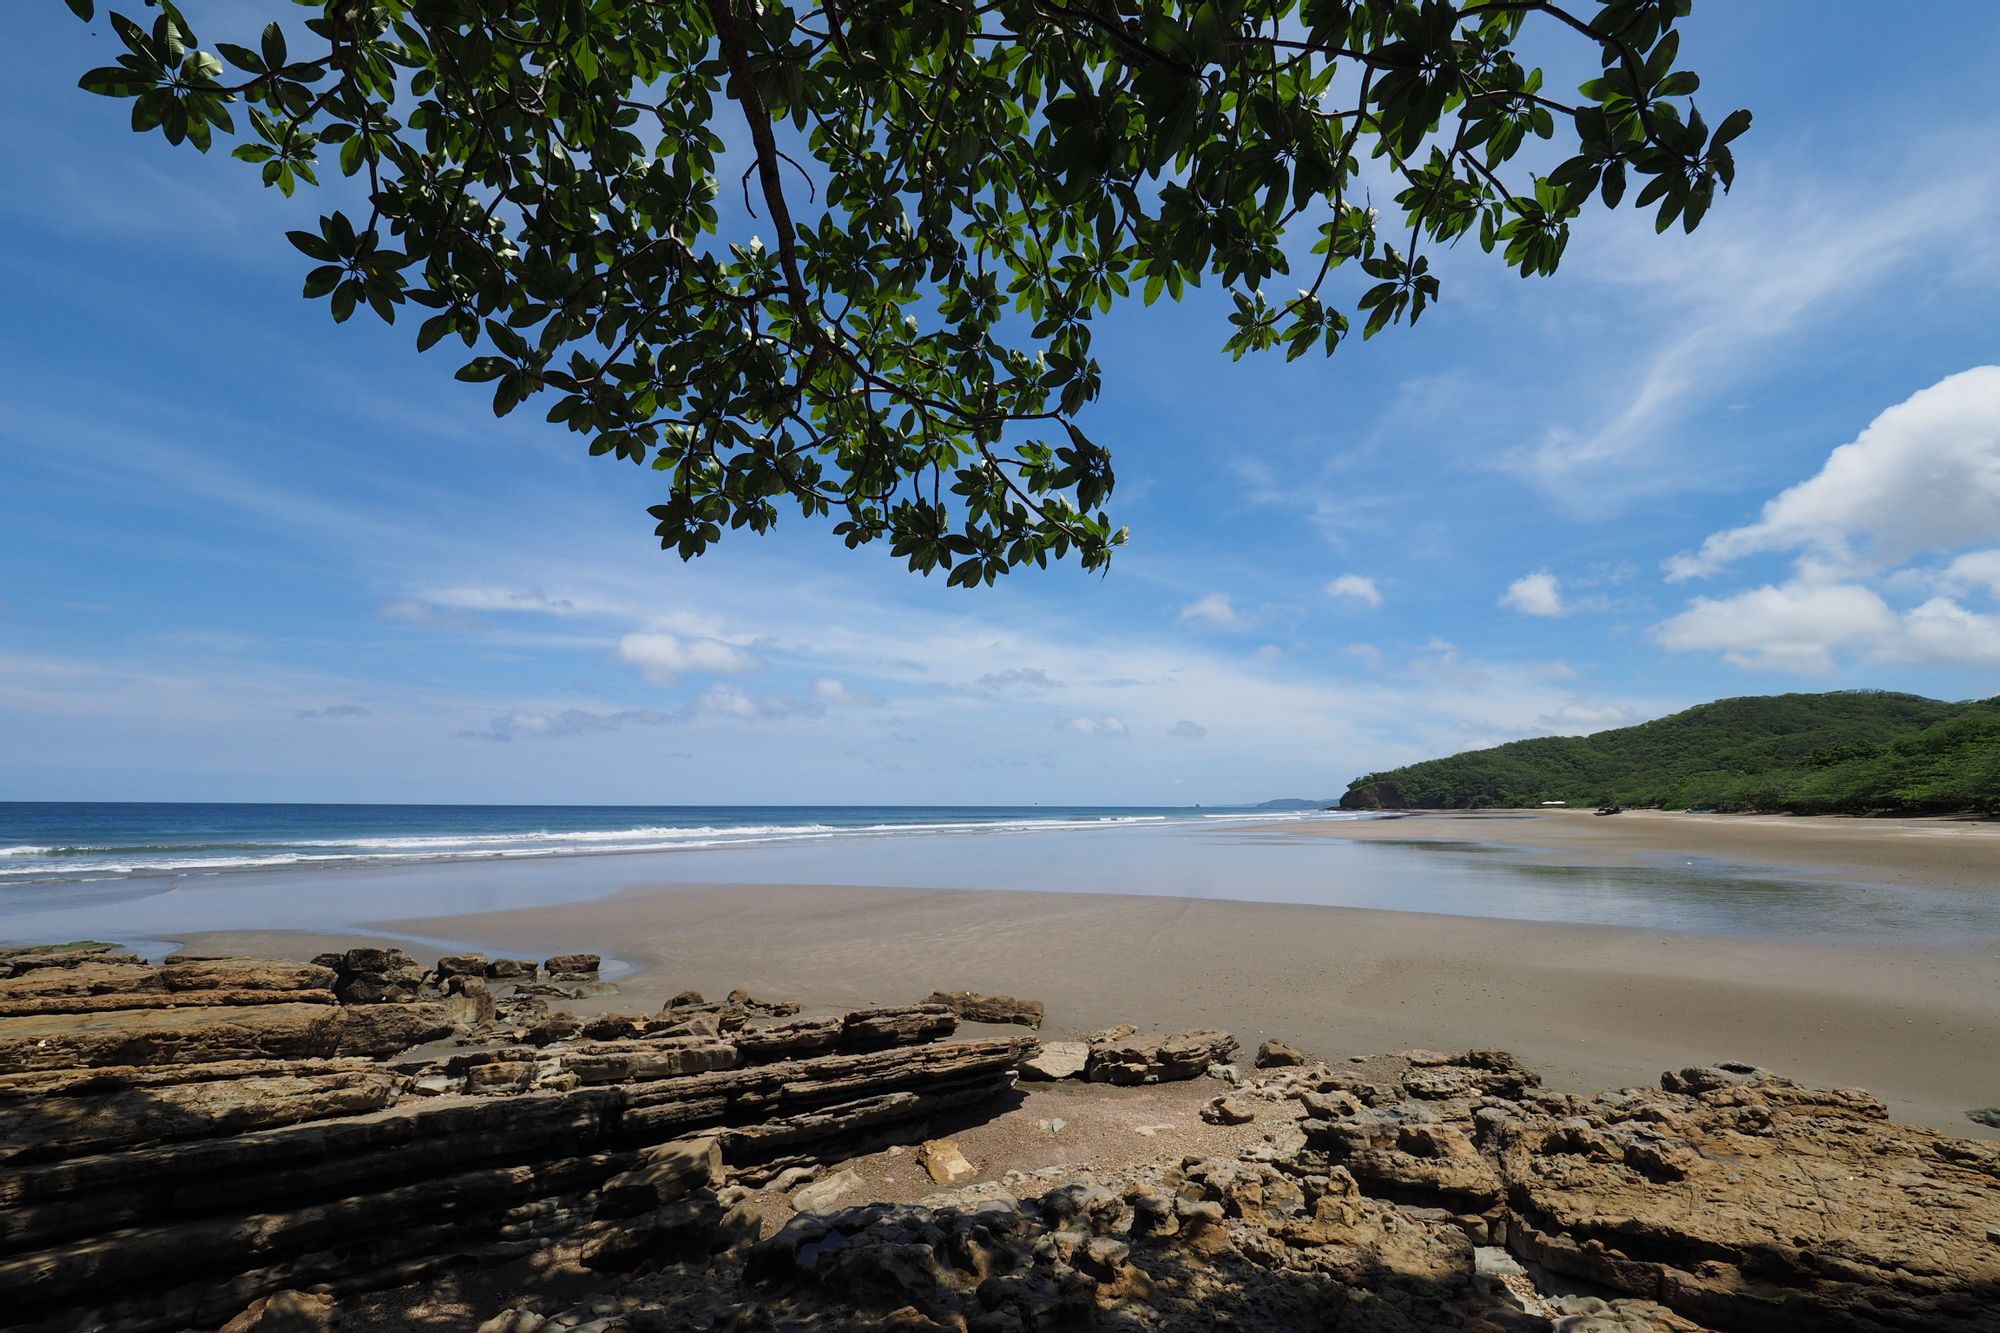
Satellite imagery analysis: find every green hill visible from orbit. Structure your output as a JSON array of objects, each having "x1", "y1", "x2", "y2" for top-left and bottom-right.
[{"x1": 1339, "y1": 691, "x2": 2000, "y2": 815}]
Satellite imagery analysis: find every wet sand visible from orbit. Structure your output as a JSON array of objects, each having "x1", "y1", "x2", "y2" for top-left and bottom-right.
[
  {"x1": 1280, "y1": 807, "x2": 2000, "y2": 889},
  {"x1": 189, "y1": 868, "x2": 2000, "y2": 1141}
]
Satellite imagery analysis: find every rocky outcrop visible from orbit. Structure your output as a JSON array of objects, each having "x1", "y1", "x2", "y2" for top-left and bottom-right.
[
  {"x1": 0, "y1": 943, "x2": 145, "y2": 977},
  {"x1": 158, "y1": 958, "x2": 338, "y2": 993},
  {"x1": 497, "y1": 1050, "x2": 2000, "y2": 1333},
  {"x1": 0, "y1": 948, "x2": 1032, "y2": 1333},
  {"x1": 1018, "y1": 1040, "x2": 1089, "y2": 1081},
  {"x1": 926, "y1": 990, "x2": 1045, "y2": 1029},
  {"x1": 0, "y1": 1060, "x2": 399, "y2": 1163},
  {"x1": 1256, "y1": 1037, "x2": 1308, "y2": 1067},
  {"x1": 9, "y1": 947, "x2": 1995, "y2": 1333},
  {"x1": 314, "y1": 947, "x2": 433, "y2": 1005},
  {"x1": 1274, "y1": 1052, "x2": 2000, "y2": 1331},
  {"x1": 1493, "y1": 1065, "x2": 2000, "y2": 1331},
  {"x1": 0, "y1": 1003, "x2": 349, "y2": 1072},
  {"x1": 1086, "y1": 1029, "x2": 1239, "y2": 1085}
]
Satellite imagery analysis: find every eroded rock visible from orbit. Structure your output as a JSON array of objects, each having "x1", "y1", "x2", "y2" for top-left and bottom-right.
[
  {"x1": 1086, "y1": 1029, "x2": 1238, "y2": 1085},
  {"x1": 1018, "y1": 1041, "x2": 1089, "y2": 1082},
  {"x1": 926, "y1": 991, "x2": 1045, "y2": 1030}
]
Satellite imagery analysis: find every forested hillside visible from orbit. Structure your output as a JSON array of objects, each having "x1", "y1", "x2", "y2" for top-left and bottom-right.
[{"x1": 1339, "y1": 692, "x2": 2000, "y2": 815}]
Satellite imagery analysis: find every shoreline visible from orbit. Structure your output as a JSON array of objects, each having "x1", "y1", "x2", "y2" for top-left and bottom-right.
[
  {"x1": 180, "y1": 871, "x2": 2000, "y2": 1142},
  {"x1": 24, "y1": 805, "x2": 1996, "y2": 1142},
  {"x1": 1270, "y1": 806, "x2": 2000, "y2": 888}
]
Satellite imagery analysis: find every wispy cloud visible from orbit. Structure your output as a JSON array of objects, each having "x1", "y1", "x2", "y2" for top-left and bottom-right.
[
  {"x1": 1058, "y1": 715, "x2": 1130, "y2": 738},
  {"x1": 1178, "y1": 593, "x2": 1251, "y2": 631},
  {"x1": 1515, "y1": 157, "x2": 2000, "y2": 508},
  {"x1": 460, "y1": 707, "x2": 681, "y2": 742},
  {"x1": 976, "y1": 667, "x2": 1063, "y2": 691},
  {"x1": 617, "y1": 631, "x2": 763, "y2": 685},
  {"x1": 695, "y1": 684, "x2": 824, "y2": 721},
  {"x1": 296, "y1": 703, "x2": 371, "y2": 720}
]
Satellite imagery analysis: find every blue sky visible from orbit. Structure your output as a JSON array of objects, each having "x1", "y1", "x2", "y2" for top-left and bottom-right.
[{"x1": 3, "y1": 3, "x2": 1999, "y2": 805}]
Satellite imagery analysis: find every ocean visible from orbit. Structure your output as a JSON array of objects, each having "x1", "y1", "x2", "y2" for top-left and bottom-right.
[
  {"x1": 2, "y1": 803, "x2": 1991, "y2": 952},
  {"x1": 0, "y1": 802, "x2": 1316, "y2": 885}
]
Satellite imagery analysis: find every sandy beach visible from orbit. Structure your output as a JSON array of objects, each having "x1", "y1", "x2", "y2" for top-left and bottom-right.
[
  {"x1": 1280, "y1": 806, "x2": 2000, "y2": 888},
  {"x1": 179, "y1": 808, "x2": 2000, "y2": 1142}
]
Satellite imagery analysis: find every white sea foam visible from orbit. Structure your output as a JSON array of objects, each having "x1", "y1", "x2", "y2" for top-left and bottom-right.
[{"x1": 0, "y1": 813, "x2": 1181, "y2": 883}]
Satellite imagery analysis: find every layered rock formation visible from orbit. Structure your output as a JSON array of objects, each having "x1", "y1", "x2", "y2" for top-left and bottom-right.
[
  {"x1": 449, "y1": 1052, "x2": 2000, "y2": 1333},
  {"x1": 0, "y1": 946, "x2": 1029, "y2": 1333},
  {"x1": 6, "y1": 947, "x2": 1996, "y2": 1333}
]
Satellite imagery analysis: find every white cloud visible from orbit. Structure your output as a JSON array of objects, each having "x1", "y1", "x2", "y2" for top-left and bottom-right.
[
  {"x1": 1657, "y1": 581, "x2": 2000, "y2": 673},
  {"x1": 1324, "y1": 574, "x2": 1382, "y2": 608},
  {"x1": 1058, "y1": 715, "x2": 1129, "y2": 738},
  {"x1": 694, "y1": 684, "x2": 829, "y2": 721},
  {"x1": 423, "y1": 585, "x2": 591, "y2": 615},
  {"x1": 1531, "y1": 701, "x2": 1644, "y2": 734},
  {"x1": 1652, "y1": 371, "x2": 2000, "y2": 674},
  {"x1": 1500, "y1": 571, "x2": 1564, "y2": 618},
  {"x1": 1941, "y1": 549, "x2": 2000, "y2": 599},
  {"x1": 976, "y1": 667, "x2": 1061, "y2": 690},
  {"x1": 1667, "y1": 367, "x2": 2000, "y2": 579},
  {"x1": 811, "y1": 678, "x2": 882, "y2": 707},
  {"x1": 1891, "y1": 598, "x2": 2000, "y2": 666},
  {"x1": 617, "y1": 631, "x2": 762, "y2": 684},
  {"x1": 462, "y1": 708, "x2": 678, "y2": 742},
  {"x1": 378, "y1": 599, "x2": 479, "y2": 628},
  {"x1": 1654, "y1": 581, "x2": 1899, "y2": 674},
  {"x1": 1178, "y1": 592, "x2": 1250, "y2": 631},
  {"x1": 1167, "y1": 720, "x2": 1207, "y2": 739}
]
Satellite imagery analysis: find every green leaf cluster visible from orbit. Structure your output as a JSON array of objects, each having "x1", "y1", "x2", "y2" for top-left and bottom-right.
[
  {"x1": 1340, "y1": 691, "x2": 2000, "y2": 815},
  {"x1": 70, "y1": 0, "x2": 1745, "y2": 580}
]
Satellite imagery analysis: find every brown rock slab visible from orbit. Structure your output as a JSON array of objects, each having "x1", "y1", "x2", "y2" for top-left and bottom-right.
[
  {"x1": 926, "y1": 991, "x2": 1045, "y2": 1030},
  {"x1": 1255, "y1": 1038, "x2": 1307, "y2": 1068},
  {"x1": 333, "y1": 1002, "x2": 453, "y2": 1056},
  {"x1": 841, "y1": 1004, "x2": 957, "y2": 1050},
  {"x1": 792, "y1": 1167, "x2": 863, "y2": 1212},
  {"x1": 0, "y1": 961, "x2": 167, "y2": 1000},
  {"x1": 1201, "y1": 1094, "x2": 1254, "y2": 1125},
  {"x1": 1018, "y1": 1041, "x2": 1089, "y2": 1082},
  {"x1": 161, "y1": 959, "x2": 335, "y2": 994},
  {"x1": 0, "y1": 1003, "x2": 346, "y2": 1072},
  {"x1": 0, "y1": 988, "x2": 337, "y2": 1018},
  {"x1": 217, "y1": 1289, "x2": 336, "y2": 1333},
  {"x1": 599, "y1": 1136, "x2": 723, "y2": 1214},
  {"x1": 0, "y1": 1066, "x2": 398, "y2": 1162},
  {"x1": 1086, "y1": 1030, "x2": 1238, "y2": 1085},
  {"x1": 918, "y1": 1138, "x2": 978, "y2": 1185}
]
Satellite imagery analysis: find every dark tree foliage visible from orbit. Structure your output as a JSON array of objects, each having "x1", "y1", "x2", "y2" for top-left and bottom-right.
[
  {"x1": 67, "y1": 0, "x2": 1745, "y2": 582},
  {"x1": 1340, "y1": 692, "x2": 2000, "y2": 815}
]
